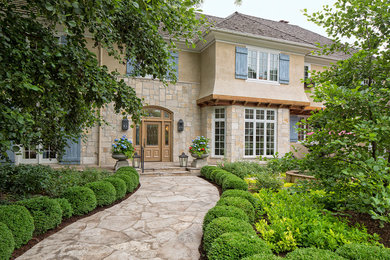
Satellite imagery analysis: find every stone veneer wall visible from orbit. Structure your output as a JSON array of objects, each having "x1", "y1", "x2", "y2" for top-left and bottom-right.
[{"x1": 81, "y1": 77, "x2": 201, "y2": 166}]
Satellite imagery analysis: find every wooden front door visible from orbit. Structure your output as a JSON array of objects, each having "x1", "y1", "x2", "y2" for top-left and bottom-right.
[{"x1": 143, "y1": 122, "x2": 161, "y2": 162}]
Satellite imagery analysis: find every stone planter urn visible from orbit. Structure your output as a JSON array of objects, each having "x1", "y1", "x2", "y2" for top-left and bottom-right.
[
  {"x1": 191, "y1": 153, "x2": 209, "y2": 168},
  {"x1": 112, "y1": 153, "x2": 129, "y2": 171}
]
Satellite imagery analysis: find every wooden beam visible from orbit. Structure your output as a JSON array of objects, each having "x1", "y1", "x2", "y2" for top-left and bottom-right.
[
  {"x1": 243, "y1": 101, "x2": 248, "y2": 106},
  {"x1": 231, "y1": 100, "x2": 236, "y2": 105},
  {"x1": 257, "y1": 102, "x2": 262, "y2": 107},
  {"x1": 267, "y1": 103, "x2": 272, "y2": 107}
]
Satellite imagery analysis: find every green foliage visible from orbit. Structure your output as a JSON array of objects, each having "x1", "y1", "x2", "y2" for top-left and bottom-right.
[
  {"x1": 203, "y1": 206, "x2": 249, "y2": 232},
  {"x1": 103, "y1": 177, "x2": 126, "y2": 199},
  {"x1": 216, "y1": 197, "x2": 255, "y2": 223},
  {"x1": 203, "y1": 217, "x2": 256, "y2": 253},
  {"x1": 17, "y1": 196, "x2": 62, "y2": 235},
  {"x1": 208, "y1": 232, "x2": 272, "y2": 260},
  {"x1": 335, "y1": 243, "x2": 390, "y2": 260},
  {"x1": 116, "y1": 166, "x2": 139, "y2": 181},
  {"x1": 0, "y1": 222, "x2": 14, "y2": 260},
  {"x1": 54, "y1": 198, "x2": 73, "y2": 219},
  {"x1": 253, "y1": 189, "x2": 379, "y2": 253},
  {"x1": 254, "y1": 173, "x2": 283, "y2": 191},
  {"x1": 85, "y1": 181, "x2": 116, "y2": 207},
  {"x1": 189, "y1": 136, "x2": 209, "y2": 156},
  {"x1": 200, "y1": 166, "x2": 218, "y2": 180},
  {"x1": 114, "y1": 173, "x2": 134, "y2": 193},
  {"x1": 221, "y1": 189, "x2": 258, "y2": 208},
  {"x1": 242, "y1": 253, "x2": 282, "y2": 260},
  {"x1": 219, "y1": 161, "x2": 266, "y2": 179},
  {"x1": 62, "y1": 186, "x2": 97, "y2": 216},
  {"x1": 112, "y1": 136, "x2": 135, "y2": 158},
  {"x1": 0, "y1": 0, "x2": 205, "y2": 160},
  {"x1": 285, "y1": 248, "x2": 346, "y2": 260},
  {"x1": 221, "y1": 174, "x2": 248, "y2": 192},
  {"x1": 260, "y1": 152, "x2": 299, "y2": 174},
  {"x1": 0, "y1": 205, "x2": 34, "y2": 248}
]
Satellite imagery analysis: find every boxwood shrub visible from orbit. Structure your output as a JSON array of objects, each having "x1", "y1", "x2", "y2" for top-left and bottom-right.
[
  {"x1": 208, "y1": 232, "x2": 272, "y2": 260},
  {"x1": 62, "y1": 186, "x2": 97, "y2": 215},
  {"x1": 115, "y1": 173, "x2": 134, "y2": 193},
  {"x1": 222, "y1": 174, "x2": 248, "y2": 191},
  {"x1": 335, "y1": 243, "x2": 390, "y2": 260},
  {"x1": 201, "y1": 166, "x2": 218, "y2": 180},
  {"x1": 203, "y1": 217, "x2": 256, "y2": 252},
  {"x1": 221, "y1": 189, "x2": 258, "y2": 208},
  {"x1": 0, "y1": 205, "x2": 34, "y2": 248},
  {"x1": 85, "y1": 181, "x2": 116, "y2": 206},
  {"x1": 116, "y1": 167, "x2": 139, "y2": 181},
  {"x1": 203, "y1": 206, "x2": 249, "y2": 231},
  {"x1": 0, "y1": 222, "x2": 15, "y2": 260},
  {"x1": 213, "y1": 169, "x2": 230, "y2": 186},
  {"x1": 242, "y1": 253, "x2": 282, "y2": 260},
  {"x1": 17, "y1": 196, "x2": 62, "y2": 235},
  {"x1": 285, "y1": 248, "x2": 346, "y2": 260},
  {"x1": 104, "y1": 177, "x2": 126, "y2": 199},
  {"x1": 216, "y1": 197, "x2": 255, "y2": 223},
  {"x1": 54, "y1": 198, "x2": 73, "y2": 219}
]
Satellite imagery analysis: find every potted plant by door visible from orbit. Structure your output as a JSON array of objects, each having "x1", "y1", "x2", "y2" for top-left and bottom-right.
[
  {"x1": 112, "y1": 135, "x2": 135, "y2": 171},
  {"x1": 189, "y1": 136, "x2": 209, "y2": 168}
]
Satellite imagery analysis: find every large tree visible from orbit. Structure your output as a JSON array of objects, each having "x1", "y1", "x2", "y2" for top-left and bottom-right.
[
  {"x1": 0, "y1": 0, "x2": 205, "y2": 159},
  {"x1": 299, "y1": 0, "x2": 390, "y2": 222}
]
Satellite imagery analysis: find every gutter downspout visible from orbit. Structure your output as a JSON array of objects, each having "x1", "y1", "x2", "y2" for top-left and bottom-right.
[{"x1": 97, "y1": 45, "x2": 103, "y2": 167}]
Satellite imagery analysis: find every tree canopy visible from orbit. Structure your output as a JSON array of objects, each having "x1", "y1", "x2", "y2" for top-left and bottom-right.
[{"x1": 0, "y1": 0, "x2": 205, "y2": 160}]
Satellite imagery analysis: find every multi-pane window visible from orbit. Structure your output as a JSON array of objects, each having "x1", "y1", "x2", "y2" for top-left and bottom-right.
[
  {"x1": 43, "y1": 146, "x2": 56, "y2": 159},
  {"x1": 245, "y1": 108, "x2": 277, "y2": 156},
  {"x1": 297, "y1": 116, "x2": 310, "y2": 142},
  {"x1": 248, "y1": 49, "x2": 279, "y2": 82},
  {"x1": 214, "y1": 108, "x2": 225, "y2": 156}
]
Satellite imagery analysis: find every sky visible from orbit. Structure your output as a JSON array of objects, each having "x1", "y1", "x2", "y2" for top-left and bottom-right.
[{"x1": 199, "y1": 0, "x2": 337, "y2": 38}]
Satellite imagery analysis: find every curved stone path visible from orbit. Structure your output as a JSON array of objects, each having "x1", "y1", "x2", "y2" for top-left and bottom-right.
[{"x1": 18, "y1": 176, "x2": 219, "y2": 260}]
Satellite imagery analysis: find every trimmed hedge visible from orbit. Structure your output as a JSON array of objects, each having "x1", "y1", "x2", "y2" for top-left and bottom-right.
[
  {"x1": 222, "y1": 174, "x2": 248, "y2": 191},
  {"x1": 0, "y1": 205, "x2": 34, "y2": 248},
  {"x1": 55, "y1": 198, "x2": 73, "y2": 219},
  {"x1": 115, "y1": 173, "x2": 134, "y2": 193},
  {"x1": 85, "y1": 181, "x2": 116, "y2": 206},
  {"x1": 221, "y1": 189, "x2": 258, "y2": 208},
  {"x1": 17, "y1": 196, "x2": 62, "y2": 235},
  {"x1": 285, "y1": 248, "x2": 346, "y2": 260},
  {"x1": 216, "y1": 197, "x2": 255, "y2": 223},
  {"x1": 116, "y1": 166, "x2": 139, "y2": 181},
  {"x1": 201, "y1": 166, "x2": 218, "y2": 180},
  {"x1": 0, "y1": 222, "x2": 15, "y2": 260},
  {"x1": 203, "y1": 206, "x2": 249, "y2": 231},
  {"x1": 203, "y1": 217, "x2": 256, "y2": 252},
  {"x1": 208, "y1": 232, "x2": 272, "y2": 260},
  {"x1": 335, "y1": 243, "x2": 390, "y2": 260},
  {"x1": 104, "y1": 177, "x2": 126, "y2": 199},
  {"x1": 213, "y1": 169, "x2": 230, "y2": 186},
  {"x1": 62, "y1": 186, "x2": 97, "y2": 216},
  {"x1": 242, "y1": 253, "x2": 282, "y2": 260}
]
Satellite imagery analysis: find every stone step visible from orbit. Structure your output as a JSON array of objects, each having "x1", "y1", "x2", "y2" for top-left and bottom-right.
[
  {"x1": 137, "y1": 166, "x2": 185, "y2": 172},
  {"x1": 139, "y1": 170, "x2": 200, "y2": 177}
]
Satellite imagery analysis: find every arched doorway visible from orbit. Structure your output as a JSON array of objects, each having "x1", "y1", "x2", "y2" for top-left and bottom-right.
[{"x1": 133, "y1": 106, "x2": 173, "y2": 162}]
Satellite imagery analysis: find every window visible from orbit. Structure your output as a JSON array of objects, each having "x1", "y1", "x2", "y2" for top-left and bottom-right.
[
  {"x1": 245, "y1": 108, "x2": 277, "y2": 156},
  {"x1": 304, "y1": 63, "x2": 312, "y2": 87},
  {"x1": 247, "y1": 49, "x2": 279, "y2": 82},
  {"x1": 297, "y1": 116, "x2": 310, "y2": 142},
  {"x1": 214, "y1": 108, "x2": 225, "y2": 156}
]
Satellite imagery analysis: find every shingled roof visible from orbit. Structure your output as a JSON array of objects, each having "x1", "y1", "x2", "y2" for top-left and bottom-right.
[{"x1": 203, "y1": 12, "x2": 348, "y2": 60}]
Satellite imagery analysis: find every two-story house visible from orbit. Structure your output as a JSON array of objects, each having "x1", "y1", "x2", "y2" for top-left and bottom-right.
[{"x1": 10, "y1": 12, "x2": 346, "y2": 166}]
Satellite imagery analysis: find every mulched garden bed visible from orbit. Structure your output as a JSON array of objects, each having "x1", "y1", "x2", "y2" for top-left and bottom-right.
[{"x1": 11, "y1": 184, "x2": 140, "y2": 260}]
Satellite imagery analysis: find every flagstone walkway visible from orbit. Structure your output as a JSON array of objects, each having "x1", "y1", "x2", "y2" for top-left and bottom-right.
[{"x1": 18, "y1": 176, "x2": 219, "y2": 260}]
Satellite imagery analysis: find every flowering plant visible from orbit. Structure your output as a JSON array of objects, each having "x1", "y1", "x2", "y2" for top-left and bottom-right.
[
  {"x1": 112, "y1": 135, "x2": 135, "y2": 158},
  {"x1": 189, "y1": 136, "x2": 209, "y2": 156}
]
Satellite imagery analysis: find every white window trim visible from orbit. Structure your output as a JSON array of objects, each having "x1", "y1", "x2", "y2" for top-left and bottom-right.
[
  {"x1": 297, "y1": 115, "x2": 310, "y2": 143},
  {"x1": 212, "y1": 107, "x2": 226, "y2": 158},
  {"x1": 246, "y1": 46, "x2": 281, "y2": 84},
  {"x1": 15, "y1": 145, "x2": 58, "y2": 165},
  {"x1": 244, "y1": 108, "x2": 278, "y2": 158},
  {"x1": 304, "y1": 63, "x2": 311, "y2": 81}
]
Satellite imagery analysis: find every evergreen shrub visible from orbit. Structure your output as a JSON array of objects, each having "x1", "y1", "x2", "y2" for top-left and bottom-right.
[
  {"x1": 0, "y1": 222, "x2": 15, "y2": 260},
  {"x1": 54, "y1": 198, "x2": 73, "y2": 219},
  {"x1": 62, "y1": 186, "x2": 97, "y2": 215},
  {"x1": 85, "y1": 181, "x2": 116, "y2": 206},
  {"x1": 203, "y1": 206, "x2": 249, "y2": 231},
  {"x1": 104, "y1": 177, "x2": 126, "y2": 199},
  {"x1": 216, "y1": 197, "x2": 255, "y2": 222}
]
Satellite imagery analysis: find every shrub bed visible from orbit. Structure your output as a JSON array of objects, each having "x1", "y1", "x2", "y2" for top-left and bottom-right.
[
  {"x1": 17, "y1": 196, "x2": 62, "y2": 235},
  {"x1": 62, "y1": 186, "x2": 97, "y2": 215},
  {"x1": 242, "y1": 253, "x2": 282, "y2": 260},
  {"x1": 220, "y1": 189, "x2": 257, "y2": 208},
  {"x1": 285, "y1": 247, "x2": 346, "y2": 260},
  {"x1": 216, "y1": 197, "x2": 255, "y2": 223},
  {"x1": 85, "y1": 181, "x2": 116, "y2": 207},
  {"x1": 203, "y1": 217, "x2": 256, "y2": 252},
  {"x1": 335, "y1": 243, "x2": 390, "y2": 260},
  {"x1": 54, "y1": 198, "x2": 73, "y2": 219},
  {"x1": 0, "y1": 222, "x2": 15, "y2": 260},
  {"x1": 213, "y1": 169, "x2": 229, "y2": 186},
  {"x1": 203, "y1": 206, "x2": 249, "y2": 231},
  {"x1": 218, "y1": 161, "x2": 266, "y2": 179},
  {"x1": 114, "y1": 173, "x2": 134, "y2": 193},
  {"x1": 208, "y1": 232, "x2": 272, "y2": 260},
  {"x1": 0, "y1": 205, "x2": 34, "y2": 248},
  {"x1": 115, "y1": 167, "x2": 139, "y2": 191},
  {"x1": 200, "y1": 166, "x2": 218, "y2": 180},
  {"x1": 222, "y1": 174, "x2": 248, "y2": 192},
  {"x1": 104, "y1": 177, "x2": 126, "y2": 199}
]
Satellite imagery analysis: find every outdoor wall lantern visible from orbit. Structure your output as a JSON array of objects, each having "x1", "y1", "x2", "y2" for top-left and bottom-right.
[
  {"x1": 132, "y1": 152, "x2": 141, "y2": 168},
  {"x1": 179, "y1": 152, "x2": 189, "y2": 167},
  {"x1": 122, "y1": 118, "x2": 129, "y2": 131},
  {"x1": 178, "y1": 119, "x2": 184, "y2": 132}
]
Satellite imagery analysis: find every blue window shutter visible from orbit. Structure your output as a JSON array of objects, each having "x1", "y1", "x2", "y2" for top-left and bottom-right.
[
  {"x1": 60, "y1": 138, "x2": 81, "y2": 164},
  {"x1": 279, "y1": 54, "x2": 290, "y2": 84},
  {"x1": 235, "y1": 47, "x2": 248, "y2": 79},
  {"x1": 167, "y1": 51, "x2": 179, "y2": 80},
  {"x1": 1, "y1": 145, "x2": 15, "y2": 164},
  {"x1": 290, "y1": 115, "x2": 300, "y2": 142}
]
